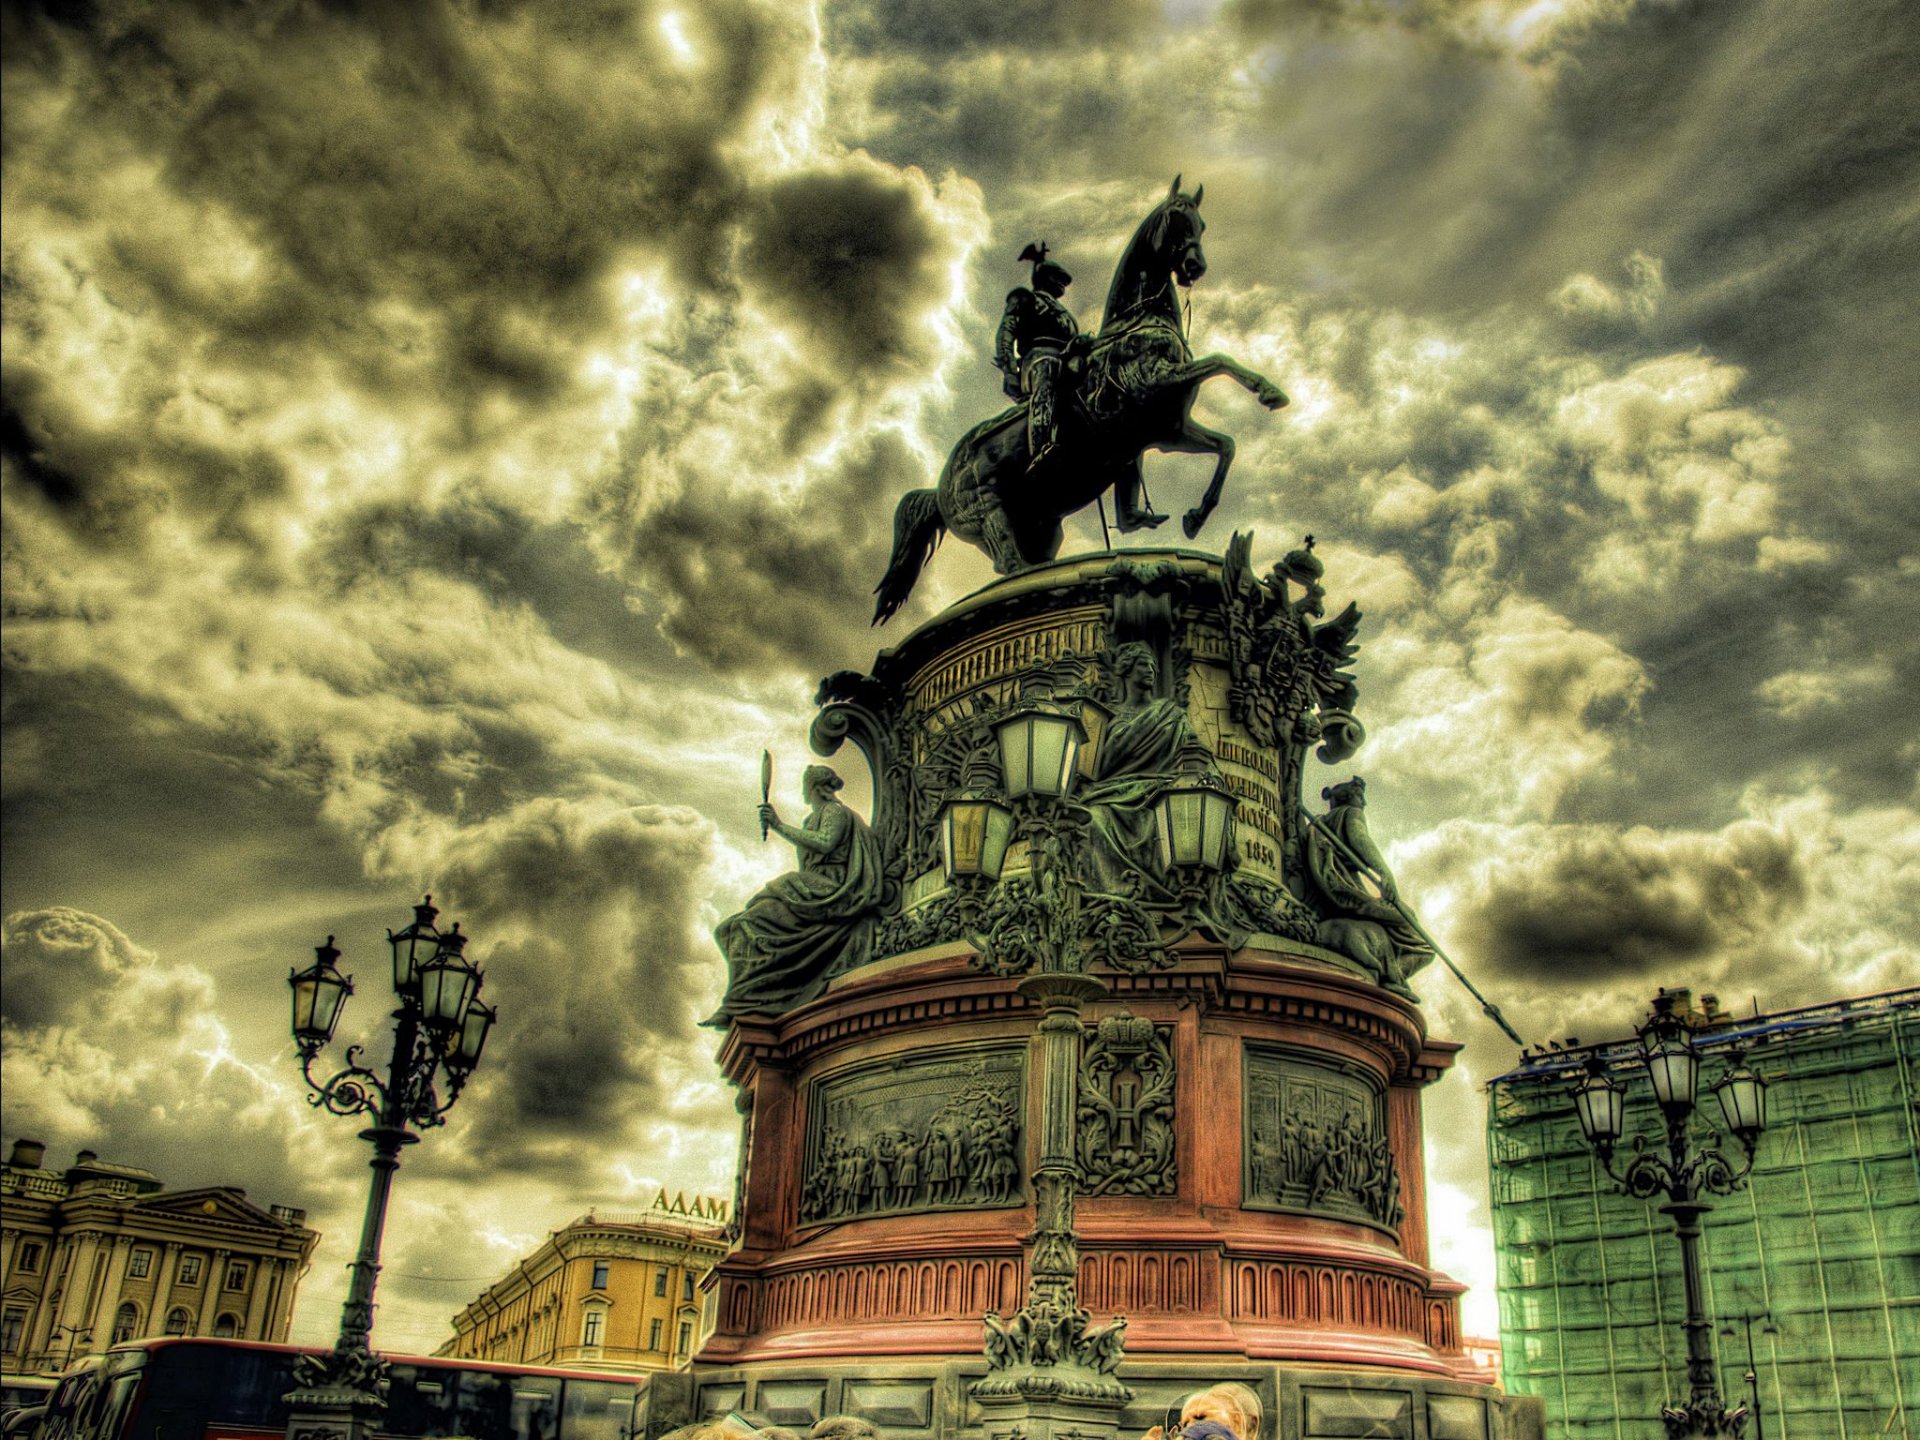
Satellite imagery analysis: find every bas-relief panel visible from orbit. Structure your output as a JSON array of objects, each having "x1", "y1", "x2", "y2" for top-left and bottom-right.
[
  {"x1": 801, "y1": 1047, "x2": 1025, "y2": 1224},
  {"x1": 1243, "y1": 1047, "x2": 1404, "y2": 1232}
]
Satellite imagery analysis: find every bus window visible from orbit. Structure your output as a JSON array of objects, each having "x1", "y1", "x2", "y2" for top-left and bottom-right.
[
  {"x1": 509, "y1": 1386, "x2": 556, "y2": 1440},
  {"x1": 450, "y1": 1370, "x2": 514, "y2": 1440},
  {"x1": 560, "y1": 1381, "x2": 634, "y2": 1440}
]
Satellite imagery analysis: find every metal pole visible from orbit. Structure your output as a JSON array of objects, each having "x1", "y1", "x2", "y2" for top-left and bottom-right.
[
  {"x1": 1743, "y1": 1316, "x2": 1765, "y2": 1440},
  {"x1": 335, "y1": 1004, "x2": 422, "y2": 1356},
  {"x1": 1663, "y1": 1200, "x2": 1718, "y2": 1410}
]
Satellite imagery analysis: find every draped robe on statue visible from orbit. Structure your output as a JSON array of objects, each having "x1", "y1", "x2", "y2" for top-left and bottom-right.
[
  {"x1": 709, "y1": 801, "x2": 886, "y2": 1023},
  {"x1": 1080, "y1": 693, "x2": 1216, "y2": 902}
]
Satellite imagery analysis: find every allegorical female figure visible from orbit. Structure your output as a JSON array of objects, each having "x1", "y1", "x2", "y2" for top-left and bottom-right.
[
  {"x1": 1080, "y1": 642, "x2": 1219, "y2": 900},
  {"x1": 709, "y1": 764, "x2": 885, "y2": 1024}
]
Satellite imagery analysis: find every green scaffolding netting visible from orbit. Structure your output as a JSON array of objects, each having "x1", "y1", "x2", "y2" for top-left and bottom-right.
[{"x1": 1487, "y1": 990, "x2": 1920, "y2": 1440}]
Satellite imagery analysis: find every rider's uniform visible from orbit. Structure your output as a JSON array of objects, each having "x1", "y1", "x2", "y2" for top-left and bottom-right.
[{"x1": 994, "y1": 286, "x2": 1079, "y2": 465}]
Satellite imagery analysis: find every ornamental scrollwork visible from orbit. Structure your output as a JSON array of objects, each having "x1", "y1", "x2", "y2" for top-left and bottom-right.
[{"x1": 1077, "y1": 1014, "x2": 1176, "y2": 1196}]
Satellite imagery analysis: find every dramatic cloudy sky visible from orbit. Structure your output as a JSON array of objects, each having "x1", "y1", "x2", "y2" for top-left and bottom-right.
[{"x1": 3, "y1": 0, "x2": 1915, "y2": 1351}]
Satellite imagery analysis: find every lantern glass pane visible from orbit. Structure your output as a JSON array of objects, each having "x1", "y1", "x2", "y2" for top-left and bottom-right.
[
  {"x1": 944, "y1": 803, "x2": 987, "y2": 879},
  {"x1": 1201, "y1": 791, "x2": 1232, "y2": 870},
  {"x1": 454, "y1": 1001, "x2": 493, "y2": 1068},
  {"x1": 1715, "y1": 1070, "x2": 1767, "y2": 1136},
  {"x1": 1573, "y1": 1073, "x2": 1623, "y2": 1145},
  {"x1": 979, "y1": 805, "x2": 1014, "y2": 881},
  {"x1": 997, "y1": 722, "x2": 1033, "y2": 799},
  {"x1": 421, "y1": 957, "x2": 476, "y2": 1029},
  {"x1": 1030, "y1": 719, "x2": 1071, "y2": 798},
  {"x1": 1646, "y1": 1046, "x2": 1698, "y2": 1109}
]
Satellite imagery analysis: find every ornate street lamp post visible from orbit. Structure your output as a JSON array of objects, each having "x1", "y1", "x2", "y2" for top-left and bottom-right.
[
  {"x1": 962, "y1": 707, "x2": 1237, "y2": 1439},
  {"x1": 1568, "y1": 992, "x2": 1769, "y2": 1440},
  {"x1": 282, "y1": 897, "x2": 496, "y2": 1440}
]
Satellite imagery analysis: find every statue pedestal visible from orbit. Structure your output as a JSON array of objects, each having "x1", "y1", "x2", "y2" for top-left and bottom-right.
[{"x1": 688, "y1": 550, "x2": 1542, "y2": 1440}]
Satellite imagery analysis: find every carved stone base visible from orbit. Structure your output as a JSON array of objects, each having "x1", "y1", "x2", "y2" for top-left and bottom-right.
[
  {"x1": 282, "y1": 1347, "x2": 388, "y2": 1440},
  {"x1": 972, "y1": 1379, "x2": 1132, "y2": 1440},
  {"x1": 283, "y1": 1386, "x2": 386, "y2": 1440}
]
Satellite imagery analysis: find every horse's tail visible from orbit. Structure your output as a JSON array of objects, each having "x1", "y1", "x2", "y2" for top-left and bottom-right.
[{"x1": 872, "y1": 487, "x2": 945, "y2": 625}]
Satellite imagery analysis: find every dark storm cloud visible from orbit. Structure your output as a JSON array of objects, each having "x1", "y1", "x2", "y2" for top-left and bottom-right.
[
  {"x1": 631, "y1": 428, "x2": 927, "y2": 674},
  {"x1": 395, "y1": 797, "x2": 724, "y2": 1176},
  {"x1": 1435, "y1": 821, "x2": 1808, "y2": 984},
  {"x1": 738, "y1": 161, "x2": 953, "y2": 382},
  {"x1": 1, "y1": 0, "x2": 805, "y2": 419},
  {"x1": 826, "y1": 0, "x2": 1159, "y2": 55}
]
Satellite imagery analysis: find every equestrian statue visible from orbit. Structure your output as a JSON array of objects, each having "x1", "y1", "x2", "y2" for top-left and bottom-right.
[{"x1": 873, "y1": 176, "x2": 1289, "y2": 624}]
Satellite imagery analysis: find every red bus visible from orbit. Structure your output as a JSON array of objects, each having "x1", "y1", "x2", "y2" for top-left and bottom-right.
[{"x1": 14, "y1": 1339, "x2": 648, "y2": 1440}]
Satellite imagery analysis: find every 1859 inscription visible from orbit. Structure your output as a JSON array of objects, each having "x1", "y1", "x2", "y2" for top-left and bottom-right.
[{"x1": 802, "y1": 1047, "x2": 1025, "y2": 1223}]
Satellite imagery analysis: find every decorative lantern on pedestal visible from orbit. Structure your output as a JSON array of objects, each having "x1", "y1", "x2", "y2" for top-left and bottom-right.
[
  {"x1": 1153, "y1": 774, "x2": 1236, "y2": 873},
  {"x1": 992, "y1": 705, "x2": 1088, "y2": 801},
  {"x1": 941, "y1": 793, "x2": 1017, "y2": 882}
]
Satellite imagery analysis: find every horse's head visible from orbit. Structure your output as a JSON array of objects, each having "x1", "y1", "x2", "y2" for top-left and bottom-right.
[
  {"x1": 1101, "y1": 174, "x2": 1210, "y2": 333},
  {"x1": 1154, "y1": 174, "x2": 1207, "y2": 288}
]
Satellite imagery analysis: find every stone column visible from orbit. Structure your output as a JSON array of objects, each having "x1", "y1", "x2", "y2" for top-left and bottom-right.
[
  {"x1": 198, "y1": 1248, "x2": 232, "y2": 1334},
  {"x1": 43, "y1": 1232, "x2": 102, "y2": 1366},
  {"x1": 150, "y1": 1243, "x2": 183, "y2": 1334},
  {"x1": 85, "y1": 1236, "x2": 133, "y2": 1348},
  {"x1": 243, "y1": 1255, "x2": 274, "y2": 1339}
]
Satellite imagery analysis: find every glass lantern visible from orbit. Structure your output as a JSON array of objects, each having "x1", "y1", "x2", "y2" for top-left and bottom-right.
[
  {"x1": 992, "y1": 705, "x2": 1088, "y2": 801},
  {"x1": 1571, "y1": 1055, "x2": 1625, "y2": 1153},
  {"x1": 1639, "y1": 999, "x2": 1700, "y2": 1113},
  {"x1": 418, "y1": 925, "x2": 481, "y2": 1031},
  {"x1": 388, "y1": 896, "x2": 442, "y2": 996},
  {"x1": 1153, "y1": 776, "x2": 1236, "y2": 872},
  {"x1": 447, "y1": 998, "x2": 497, "y2": 1073},
  {"x1": 940, "y1": 793, "x2": 1016, "y2": 882},
  {"x1": 1712, "y1": 1052, "x2": 1768, "y2": 1144},
  {"x1": 289, "y1": 938, "x2": 353, "y2": 1052}
]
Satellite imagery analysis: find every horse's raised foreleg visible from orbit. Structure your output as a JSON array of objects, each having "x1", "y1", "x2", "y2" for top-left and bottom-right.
[
  {"x1": 1153, "y1": 353, "x2": 1288, "y2": 411},
  {"x1": 1153, "y1": 416, "x2": 1237, "y2": 538}
]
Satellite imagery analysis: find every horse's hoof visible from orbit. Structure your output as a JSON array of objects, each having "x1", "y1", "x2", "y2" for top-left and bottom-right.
[
  {"x1": 1261, "y1": 387, "x2": 1290, "y2": 410},
  {"x1": 1182, "y1": 509, "x2": 1207, "y2": 538}
]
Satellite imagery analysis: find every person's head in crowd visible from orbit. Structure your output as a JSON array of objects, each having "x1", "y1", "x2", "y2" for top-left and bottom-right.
[
  {"x1": 810, "y1": 1417, "x2": 881, "y2": 1440},
  {"x1": 1179, "y1": 1383, "x2": 1262, "y2": 1440}
]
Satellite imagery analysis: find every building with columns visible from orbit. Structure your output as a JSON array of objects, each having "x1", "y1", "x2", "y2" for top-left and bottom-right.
[
  {"x1": 0, "y1": 1139, "x2": 320, "y2": 1375},
  {"x1": 440, "y1": 1192, "x2": 731, "y2": 1373}
]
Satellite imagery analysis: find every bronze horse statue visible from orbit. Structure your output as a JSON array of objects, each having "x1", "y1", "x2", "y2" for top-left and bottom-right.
[{"x1": 873, "y1": 177, "x2": 1288, "y2": 624}]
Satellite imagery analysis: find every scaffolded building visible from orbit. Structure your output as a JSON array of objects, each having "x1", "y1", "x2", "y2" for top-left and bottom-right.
[{"x1": 1487, "y1": 987, "x2": 1919, "y2": 1438}]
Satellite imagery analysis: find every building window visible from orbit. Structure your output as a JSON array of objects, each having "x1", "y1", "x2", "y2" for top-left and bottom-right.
[
  {"x1": 654, "y1": 1267, "x2": 668, "y2": 1297},
  {"x1": 128, "y1": 1249, "x2": 153, "y2": 1280},
  {"x1": 591, "y1": 1261, "x2": 609, "y2": 1290},
  {"x1": 648, "y1": 1319, "x2": 663, "y2": 1350},
  {"x1": 1, "y1": 1309, "x2": 25, "y2": 1355},
  {"x1": 165, "y1": 1308, "x2": 192, "y2": 1336},
  {"x1": 582, "y1": 1310, "x2": 604, "y2": 1347},
  {"x1": 113, "y1": 1303, "x2": 140, "y2": 1344},
  {"x1": 224, "y1": 1260, "x2": 250, "y2": 1291},
  {"x1": 178, "y1": 1255, "x2": 203, "y2": 1286},
  {"x1": 677, "y1": 1322, "x2": 692, "y2": 1355},
  {"x1": 17, "y1": 1242, "x2": 44, "y2": 1274},
  {"x1": 683, "y1": 1273, "x2": 695, "y2": 1301},
  {"x1": 213, "y1": 1314, "x2": 239, "y2": 1339}
]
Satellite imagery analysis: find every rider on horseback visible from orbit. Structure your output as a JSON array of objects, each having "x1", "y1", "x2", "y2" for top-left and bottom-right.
[{"x1": 993, "y1": 243, "x2": 1080, "y2": 471}]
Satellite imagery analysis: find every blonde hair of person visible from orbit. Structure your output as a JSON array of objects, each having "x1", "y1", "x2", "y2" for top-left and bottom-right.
[{"x1": 1182, "y1": 1382, "x2": 1263, "y2": 1440}]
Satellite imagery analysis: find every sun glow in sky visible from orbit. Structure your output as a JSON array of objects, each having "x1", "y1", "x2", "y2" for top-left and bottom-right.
[{"x1": 3, "y1": 0, "x2": 1916, "y2": 1359}]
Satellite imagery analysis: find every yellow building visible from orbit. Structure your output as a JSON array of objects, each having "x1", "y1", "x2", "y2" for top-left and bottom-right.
[
  {"x1": 440, "y1": 1192, "x2": 731, "y2": 1373},
  {"x1": 1, "y1": 1139, "x2": 320, "y2": 1373}
]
